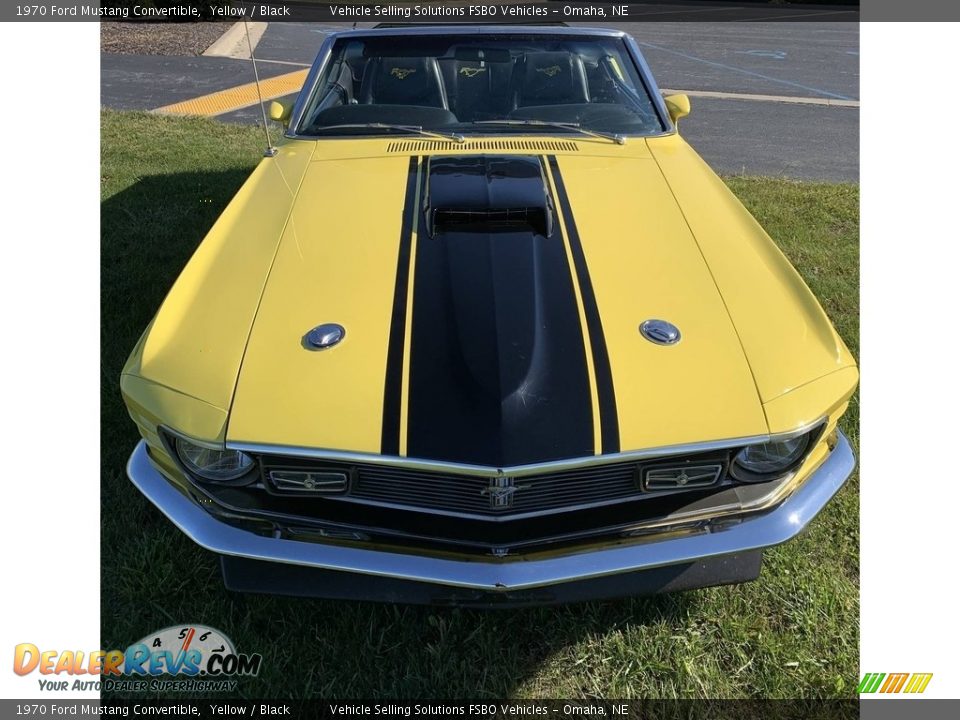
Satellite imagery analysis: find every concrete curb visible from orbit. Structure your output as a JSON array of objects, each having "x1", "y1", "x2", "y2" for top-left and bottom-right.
[
  {"x1": 203, "y1": 21, "x2": 268, "y2": 60},
  {"x1": 661, "y1": 88, "x2": 859, "y2": 108}
]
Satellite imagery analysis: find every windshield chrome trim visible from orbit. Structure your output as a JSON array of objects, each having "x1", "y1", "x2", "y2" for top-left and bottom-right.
[
  {"x1": 284, "y1": 25, "x2": 672, "y2": 141},
  {"x1": 622, "y1": 33, "x2": 674, "y2": 131},
  {"x1": 323, "y1": 25, "x2": 628, "y2": 40},
  {"x1": 286, "y1": 32, "x2": 336, "y2": 136},
  {"x1": 226, "y1": 418, "x2": 827, "y2": 479}
]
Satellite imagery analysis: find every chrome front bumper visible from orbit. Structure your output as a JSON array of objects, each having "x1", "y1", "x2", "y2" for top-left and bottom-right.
[{"x1": 125, "y1": 431, "x2": 855, "y2": 592}]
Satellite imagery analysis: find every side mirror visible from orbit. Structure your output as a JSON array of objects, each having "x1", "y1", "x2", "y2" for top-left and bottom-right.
[
  {"x1": 268, "y1": 100, "x2": 293, "y2": 127},
  {"x1": 664, "y1": 94, "x2": 691, "y2": 125}
]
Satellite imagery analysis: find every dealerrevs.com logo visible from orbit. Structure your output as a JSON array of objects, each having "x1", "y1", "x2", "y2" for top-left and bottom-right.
[{"x1": 13, "y1": 625, "x2": 262, "y2": 693}]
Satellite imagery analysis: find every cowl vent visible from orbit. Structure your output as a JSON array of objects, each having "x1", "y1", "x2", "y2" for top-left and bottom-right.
[{"x1": 387, "y1": 139, "x2": 579, "y2": 153}]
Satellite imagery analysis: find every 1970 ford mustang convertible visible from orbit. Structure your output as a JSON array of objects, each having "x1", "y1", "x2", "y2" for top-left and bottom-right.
[{"x1": 122, "y1": 25, "x2": 857, "y2": 605}]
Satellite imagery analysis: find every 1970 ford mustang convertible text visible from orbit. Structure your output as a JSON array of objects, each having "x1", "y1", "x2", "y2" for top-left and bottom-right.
[{"x1": 121, "y1": 26, "x2": 857, "y2": 605}]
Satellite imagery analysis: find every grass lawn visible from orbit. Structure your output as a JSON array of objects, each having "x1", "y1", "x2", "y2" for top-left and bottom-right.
[{"x1": 101, "y1": 110, "x2": 859, "y2": 699}]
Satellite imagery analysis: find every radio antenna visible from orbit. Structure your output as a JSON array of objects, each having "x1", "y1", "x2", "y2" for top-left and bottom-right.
[{"x1": 244, "y1": 20, "x2": 277, "y2": 157}]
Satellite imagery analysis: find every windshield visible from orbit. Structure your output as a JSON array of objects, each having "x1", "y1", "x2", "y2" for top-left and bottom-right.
[{"x1": 294, "y1": 34, "x2": 666, "y2": 138}]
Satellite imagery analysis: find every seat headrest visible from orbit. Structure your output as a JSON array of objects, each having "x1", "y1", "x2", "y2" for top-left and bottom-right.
[
  {"x1": 361, "y1": 56, "x2": 448, "y2": 108},
  {"x1": 517, "y1": 52, "x2": 589, "y2": 106}
]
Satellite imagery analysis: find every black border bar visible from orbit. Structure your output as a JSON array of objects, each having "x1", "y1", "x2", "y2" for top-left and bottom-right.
[
  {"x1": 0, "y1": 699, "x2": 866, "y2": 719},
  {"x1": 5, "y1": 2, "x2": 865, "y2": 24}
]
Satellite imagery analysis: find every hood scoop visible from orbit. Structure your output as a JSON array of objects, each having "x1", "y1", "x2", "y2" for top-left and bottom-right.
[{"x1": 425, "y1": 155, "x2": 553, "y2": 237}]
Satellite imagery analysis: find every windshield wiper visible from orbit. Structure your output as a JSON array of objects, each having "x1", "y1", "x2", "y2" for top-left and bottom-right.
[
  {"x1": 312, "y1": 123, "x2": 465, "y2": 143},
  {"x1": 472, "y1": 120, "x2": 626, "y2": 145}
]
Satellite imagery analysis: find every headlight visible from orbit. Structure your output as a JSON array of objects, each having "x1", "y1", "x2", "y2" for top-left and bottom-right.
[
  {"x1": 730, "y1": 427, "x2": 819, "y2": 483},
  {"x1": 175, "y1": 437, "x2": 254, "y2": 484}
]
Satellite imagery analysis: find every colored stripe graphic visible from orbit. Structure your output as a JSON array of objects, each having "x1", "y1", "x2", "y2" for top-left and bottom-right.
[
  {"x1": 540, "y1": 156, "x2": 603, "y2": 455},
  {"x1": 404, "y1": 155, "x2": 594, "y2": 466},
  {"x1": 904, "y1": 673, "x2": 933, "y2": 694},
  {"x1": 380, "y1": 156, "x2": 422, "y2": 456},
  {"x1": 858, "y1": 673, "x2": 880, "y2": 693},
  {"x1": 880, "y1": 673, "x2": 909, "y2": 693},
  {"x1": 859, "y1": 672, "x2": 932, "y2": 694},
  {"x1": 547, "y1": 156, "x2": 620, "y2": 454}
]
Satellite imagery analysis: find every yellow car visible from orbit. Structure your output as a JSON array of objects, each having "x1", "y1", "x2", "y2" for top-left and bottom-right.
[{"x1": 122, "y1": 26, "x2": 857, "y2": 605}]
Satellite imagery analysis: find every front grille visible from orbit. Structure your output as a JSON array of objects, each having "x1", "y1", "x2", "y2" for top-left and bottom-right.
[
  {"x1": 197, "y1": 449, "x2": 745, "y2": 554},
  {"x1": 257, "y1": 452, "x2": 732, "y2": 519},
  {"x1": 350, "y1": 462, "x2": 640, "y2": 516}
]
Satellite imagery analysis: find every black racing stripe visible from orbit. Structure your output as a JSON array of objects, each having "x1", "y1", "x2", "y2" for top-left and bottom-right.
[
  {"x1": 405, "y1": 154, "x2": 594, "y2": 467},
  {"x1": 380, "y1": 155, "x2": 421, "y2": 456},
  {"x1": 547, "y1": 155, "x2": 620, "y2": 454}
]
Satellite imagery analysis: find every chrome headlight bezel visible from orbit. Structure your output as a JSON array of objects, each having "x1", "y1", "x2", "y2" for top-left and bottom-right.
[
  {"x1": 160, "y1": 429, "x2": 257, "y2": 486},
  {"x1": 730, "y1": 424, "x2": 825, "y2": 484}
]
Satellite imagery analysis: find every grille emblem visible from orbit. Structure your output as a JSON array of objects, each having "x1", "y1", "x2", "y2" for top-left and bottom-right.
[
  {"x1": 644, "y1": 464, "x2": 722, "y2": 491},
  {"x1": 480, "y1": 477, "x2": 530, "y2": 508},
  {"x1": 269, "y1": 470, "x2": 348, "y2": 495}
]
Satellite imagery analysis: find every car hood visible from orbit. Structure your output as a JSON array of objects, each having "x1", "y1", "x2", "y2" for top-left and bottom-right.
[{"x1": 225, "y1": 142, "x2": 776, "y2": 466}]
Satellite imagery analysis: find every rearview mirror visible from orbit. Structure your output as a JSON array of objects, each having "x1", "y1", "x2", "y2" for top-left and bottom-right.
[
  {"x1": 664, "y1": 94, "x2": 691, "y2": 125},
  {"x1": 269, "y1": 100, "x2": 293, "y2": 127},
  {"x1": 453, "y1": 47, "x2": 512, "y2": 63}
]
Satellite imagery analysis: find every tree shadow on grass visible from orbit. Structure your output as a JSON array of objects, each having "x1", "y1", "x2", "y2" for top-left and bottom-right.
[{"x1": 101, "y1": 170, "x2": 699, "y2": 699}]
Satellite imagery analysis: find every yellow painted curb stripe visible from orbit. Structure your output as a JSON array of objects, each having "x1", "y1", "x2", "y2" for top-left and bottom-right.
[{"x1": 153, "y1": 68, "x2": 308, "y2": 118}]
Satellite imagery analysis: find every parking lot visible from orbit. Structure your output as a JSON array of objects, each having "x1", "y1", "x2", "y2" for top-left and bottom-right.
[{"x1": 101, "y1": 20, "x2": 859, "y2": 180}]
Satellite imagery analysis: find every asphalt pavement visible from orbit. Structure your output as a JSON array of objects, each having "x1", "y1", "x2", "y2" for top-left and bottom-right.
[{"x1": 100, "y1": 21, "x2": 859, "y2": 181}]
